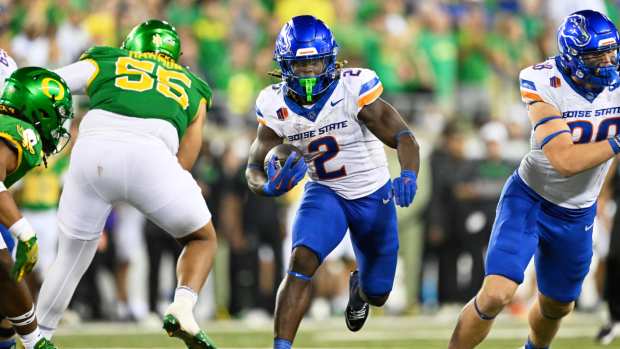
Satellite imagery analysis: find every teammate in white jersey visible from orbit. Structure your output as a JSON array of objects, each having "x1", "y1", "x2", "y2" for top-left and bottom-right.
[
  {"x1": 245, "y1": 16, "x2": 420, "y2": 349},
  {"x1": 449, "y1": 10, "x2": 620, "y2": 349},
  {"x1": 0, "y1": 50, "x2": 17, "y2": 90}
]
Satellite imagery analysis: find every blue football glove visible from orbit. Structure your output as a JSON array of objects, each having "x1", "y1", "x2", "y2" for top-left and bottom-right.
[
  {"x1": 393, "y1": 170, "x2": 417, "y2": 207},
  {"x1": 263, "y1": 152, "x2": 308, "y2": 196}
]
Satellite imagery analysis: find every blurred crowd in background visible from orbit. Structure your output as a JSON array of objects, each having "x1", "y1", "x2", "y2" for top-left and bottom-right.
[{"x1": 1, "y1": 0, "x2": 620, "y2": 326}]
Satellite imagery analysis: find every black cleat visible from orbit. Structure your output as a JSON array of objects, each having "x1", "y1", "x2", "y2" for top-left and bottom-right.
[
  {"x1": 345, "y1": 270, "x2": 369, "y2": 332},
  {"x1": 595, "y1": 322, "x2": 619, "y2": 346}
]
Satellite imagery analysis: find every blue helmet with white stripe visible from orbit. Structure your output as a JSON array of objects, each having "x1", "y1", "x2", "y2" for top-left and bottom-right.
[
  {"x1": 557, "y1": 10, "x2": 620, "y2": 89},
  {"x1": 274, "y1": 15, "x2": 339, "y2": 102}
]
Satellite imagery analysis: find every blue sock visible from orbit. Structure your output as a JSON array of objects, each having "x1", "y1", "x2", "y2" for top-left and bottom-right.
[
  {"x1": 525, "y1": 337, "x2": 549, "y2": 349},
  {"x1": 274, "y1": 337, "x2": 292, "y2": 349},
  {"x1": 0, "y1": 338, "x2": 16, "y2": 349}
]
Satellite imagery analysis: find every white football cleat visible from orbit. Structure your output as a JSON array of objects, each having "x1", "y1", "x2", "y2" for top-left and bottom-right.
[
  {"x1": 164, "y1": 300, "x2": 201, "y2": 335},
  {"x1": 596, "y1": 322, "x2": 620, "y2": 346},
  {"x1": 163, "y1": 301, "x2": 217, "y2": 349}
]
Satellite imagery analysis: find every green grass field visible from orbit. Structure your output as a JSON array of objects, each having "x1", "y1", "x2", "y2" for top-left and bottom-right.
[{"x1": 51, "y1": 311, "x2": 612, "y2": 349}]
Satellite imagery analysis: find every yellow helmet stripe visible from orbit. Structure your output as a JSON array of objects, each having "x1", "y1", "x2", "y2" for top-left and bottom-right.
[{"x1": 41, "y1": 77, "x2": 65, "y2": 101}]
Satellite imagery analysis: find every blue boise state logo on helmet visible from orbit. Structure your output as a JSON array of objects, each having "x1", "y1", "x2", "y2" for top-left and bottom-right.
[
  {"x1": 274, "y1": 15, "x2": 339, "y2": 102},
  {"x1": 562, "y1": 15, "x2": 591, "y2": 50},
  {"x1": 275, "y1": 27, "x2": 293, "y2": 57},
  {"x1": 557, "y1": 10, "x2": 620, "y2": 89}
]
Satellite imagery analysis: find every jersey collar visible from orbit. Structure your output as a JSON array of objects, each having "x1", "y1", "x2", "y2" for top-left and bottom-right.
[
  {"x1": 555, "y1": 56, "x2": 604, "y2": 103},
  {"x1": 283, "y1": 79, "x2": 339, "y2": 122}
]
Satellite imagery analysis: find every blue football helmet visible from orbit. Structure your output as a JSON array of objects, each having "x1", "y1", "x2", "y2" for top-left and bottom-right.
[
  {"x1": 274, "y1": 15, "x2": 339, "y2": 102},
  {"x1": 557, "y1": 10, "x2": 620, "y2": 89}
]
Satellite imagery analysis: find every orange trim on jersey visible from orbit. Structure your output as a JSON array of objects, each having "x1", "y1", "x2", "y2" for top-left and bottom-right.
[
  {"x1": 520, "y1": 90, "x2": 542, "y2": 102},
  {"x1": 257, "y1": 117, "x2": 267, "y2": 126},
  {"x1": 358, "y1": 85, "x2": 384, "y2": 107},
  {"x1": 84, "y1": 59, "x2": 100, "y2": 93},
  {"x1": 0, "y1": 132, "x2": 23, "y2": 174}
]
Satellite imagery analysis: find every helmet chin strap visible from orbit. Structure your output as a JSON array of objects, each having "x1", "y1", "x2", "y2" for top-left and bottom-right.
[
  {"x1": 299, "y1": 77, "x2": 317, "y2": 102},
  {"x1": 564, "y1": 58, "x2": 620, "y2": 91},
  {"x1": 590, "y1": 65, "x2": 620, "y2": 89},
  {"x1": 573, "y1": 65, "x2": 620, "y2": 90}
]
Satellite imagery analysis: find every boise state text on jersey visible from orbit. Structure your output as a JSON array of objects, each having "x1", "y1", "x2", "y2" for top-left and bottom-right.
[
  {"x1": 560, "y1": 106, "x2": 620, "y2": 118},
  {"x1": 484, "y1": 9, "x2": 620, "y2": 306},
  {"x1": 518, "y1": 57, "x2": 620, "y2": 208},
  {"x1": 256, "y1": 68, "x2": 388, "y2": 200}
]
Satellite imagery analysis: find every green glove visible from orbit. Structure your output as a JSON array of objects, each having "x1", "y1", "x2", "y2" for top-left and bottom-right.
[{"x1": 11, "y1": 236, "x2": 38, "y2": 282}]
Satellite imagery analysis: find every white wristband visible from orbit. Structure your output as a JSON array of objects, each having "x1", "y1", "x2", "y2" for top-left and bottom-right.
[
  {"x1": 0, "y1": 181, "x2": 6, "y2": 192},
  {"x1": 9, "y1": 217, "x2": 35, "y2": 241}
]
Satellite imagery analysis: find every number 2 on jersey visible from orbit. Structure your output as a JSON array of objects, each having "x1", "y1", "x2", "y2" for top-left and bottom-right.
[
  {"x1": 308, "y1": 136, "x2": 346, "y2": 180},
  {"x1": 114, "y1": 56, "x2": 191, "y2": 109}
]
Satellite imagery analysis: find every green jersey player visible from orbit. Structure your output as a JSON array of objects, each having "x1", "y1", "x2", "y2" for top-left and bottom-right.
[
  {"x1": 77, "y1": 44, "x2": 211, "y2": 140},
  {"x1": 36, "y1": 20, "x2": 218, "y2": 349},
  {"x1": 0, "y1": 67, "x2": 73, "y2": 349}
]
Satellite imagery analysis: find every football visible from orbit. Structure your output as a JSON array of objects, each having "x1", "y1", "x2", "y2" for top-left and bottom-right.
[{"x1": 264, "y1": 143, "x2": 304, "y2": 173}]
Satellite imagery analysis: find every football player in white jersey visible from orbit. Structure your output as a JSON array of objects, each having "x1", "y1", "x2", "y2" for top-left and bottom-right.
[
  {"x1": 449, "y1": 10, "x2": 620, "y2": 349},
  {"x1": 0, "y1": 50, "x2": 17, "y2": 90},
  {"x1": 245, "y1": 15, "x2": 420, "y2": 349}
]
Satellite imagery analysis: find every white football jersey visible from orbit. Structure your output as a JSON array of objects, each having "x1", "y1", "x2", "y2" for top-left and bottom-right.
[
  {"x1": 0, "y1": 49, "x2": 17, "y2": 91},
  {"x1": 256, "y1": 68, "x2": 390, "y2": 200},
  {"x1": 518, "y1": 57, "x2": 620, "y2": 208}
]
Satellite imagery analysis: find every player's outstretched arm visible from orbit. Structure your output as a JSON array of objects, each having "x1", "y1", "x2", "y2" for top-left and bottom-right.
[
  {"x1": 531, "y1": 101, "x2": 616, "y2": 177},
  {"x1": 177, "y1": 106, "x2": 206, "y2": 171},
  {"x1": 54, "y1": 60, "x2": 98, "y2": 95},
  {"x1": 0, "y1": 141, "x2": 38, "y2": 282},
  {"x1": 245, "y1": 124, "x2": 284, "y2": 196},
  {"x1": 358, "y1": 98, "x2": 420, "y2": 207}
]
